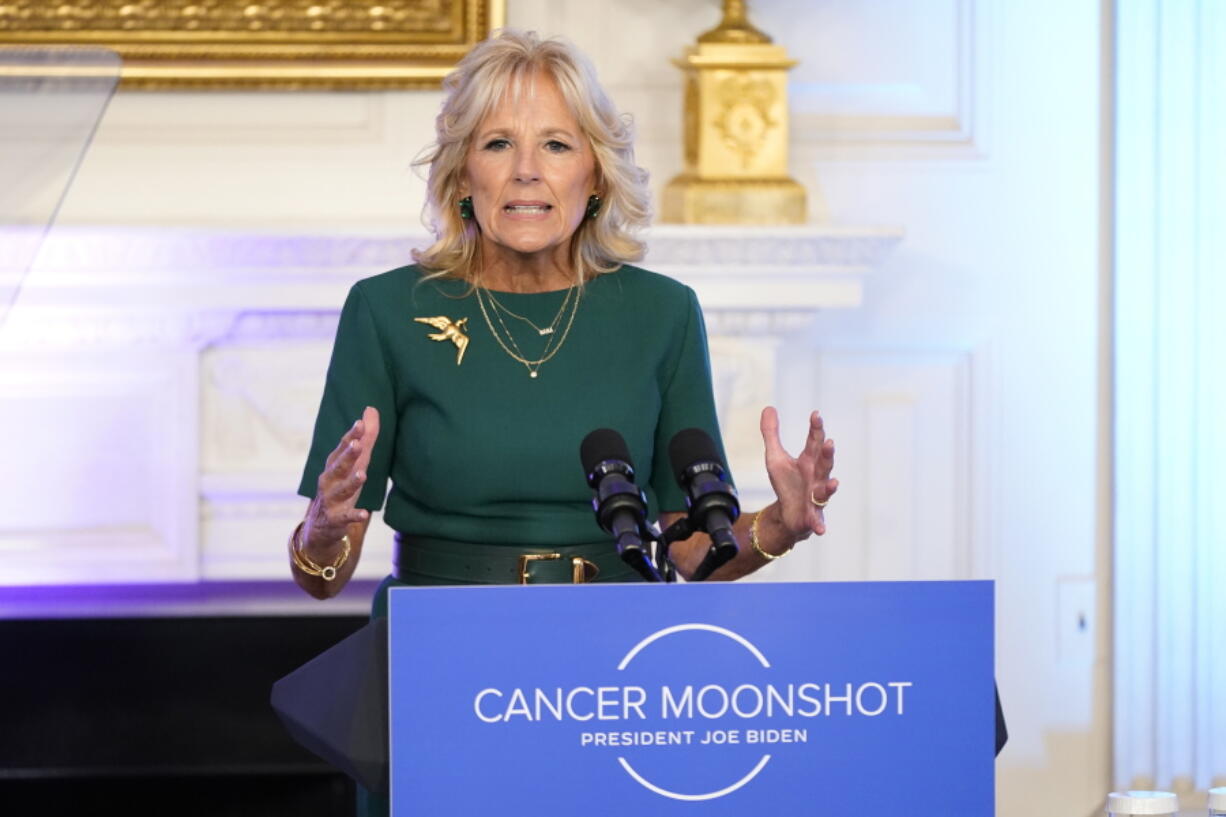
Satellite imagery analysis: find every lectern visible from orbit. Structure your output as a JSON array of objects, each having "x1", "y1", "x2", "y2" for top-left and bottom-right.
[{"x1": 277, "y1": 580, "x2": 999, "y2": 814}]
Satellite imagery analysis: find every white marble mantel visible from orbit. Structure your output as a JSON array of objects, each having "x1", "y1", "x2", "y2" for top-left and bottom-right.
[
  {"x1": 0, "y1": 224, "x2": 901, "y2": 595},
  {"x1": 5, "y1": 224, "x2": 898, "y2": 325}
]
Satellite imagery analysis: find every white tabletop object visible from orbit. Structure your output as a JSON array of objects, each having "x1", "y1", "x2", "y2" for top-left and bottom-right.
[{"x1": 1106, "y1": 791, "x2": 1179, "y2": 816}]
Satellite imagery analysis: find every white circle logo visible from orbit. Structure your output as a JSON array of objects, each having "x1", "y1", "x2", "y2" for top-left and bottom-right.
[{"x1": 615, "y1": 623, "x2": 773, "y2": 801}]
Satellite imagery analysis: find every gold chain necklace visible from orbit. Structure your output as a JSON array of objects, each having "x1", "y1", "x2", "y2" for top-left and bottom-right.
[
  {"x1": 474, "y1": 285, "x2": 580, "y2": 378},
  {"x1": 483, "y1": 285, "x2": 574, "y2": 336}
]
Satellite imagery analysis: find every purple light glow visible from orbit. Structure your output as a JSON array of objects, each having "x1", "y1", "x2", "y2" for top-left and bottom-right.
[{"x1": 0, "y1": 579, "x2": 382, "y2": 620}]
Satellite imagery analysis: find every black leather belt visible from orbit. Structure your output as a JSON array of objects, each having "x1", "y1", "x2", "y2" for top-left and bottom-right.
[{"x1": 392, "y1": 533, "x2": 642, "y2": 585}]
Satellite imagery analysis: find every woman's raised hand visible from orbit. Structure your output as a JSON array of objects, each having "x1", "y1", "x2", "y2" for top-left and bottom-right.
[
  {"x1": 760, "y1": 406, "x2": 838, "y2": 540},
  {"x1": 304, "y1": 405, "x2": 380, "y2": 553}
]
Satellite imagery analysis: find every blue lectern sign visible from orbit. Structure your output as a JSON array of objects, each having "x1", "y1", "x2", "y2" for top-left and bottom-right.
[{"x1": 388, "y1": 581, "x2": 993, "y2": 815}]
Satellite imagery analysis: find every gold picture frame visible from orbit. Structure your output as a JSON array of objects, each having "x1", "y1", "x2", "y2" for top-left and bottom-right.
[{"x1": 0, "y1": 0, "x2": 505, "y2": 89}]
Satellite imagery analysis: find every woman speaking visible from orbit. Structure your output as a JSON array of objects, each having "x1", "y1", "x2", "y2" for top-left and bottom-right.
[
  {"x1": 291, "y1": 27, "x2": 837, "y2": 603},
  {"x1": 289, "y1": 31, "x2": 837, "y2": 808}
]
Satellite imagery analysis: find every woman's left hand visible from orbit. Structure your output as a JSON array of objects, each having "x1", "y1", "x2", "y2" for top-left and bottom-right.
[{"x1": 760, "y1": 406, "x2": 839, "y2": 539}]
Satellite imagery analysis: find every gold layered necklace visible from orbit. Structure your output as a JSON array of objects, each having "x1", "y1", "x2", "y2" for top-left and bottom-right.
[
  {"x1": 475, "y1": 282, "x2": 580, "y2": 379},
  {"x1": 483, "y1": 286, "x2": 573, "y2": 337}
]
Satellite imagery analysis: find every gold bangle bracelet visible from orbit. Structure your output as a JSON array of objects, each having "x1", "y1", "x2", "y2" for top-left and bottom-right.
[
  {"x1": 750, "y1": 510, "x2": 789, "y2": 561},
  {"x1": 290, "y1": 521, "x2": 351, "y2": 581}
]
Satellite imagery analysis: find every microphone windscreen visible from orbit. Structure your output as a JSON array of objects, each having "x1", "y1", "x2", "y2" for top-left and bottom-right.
[
  {"x1": 580, "y1": 428, "x2": 634, "y2": 475},
  {"x1": 668, "y1": 427, "x2": 723, "y2": 483}
]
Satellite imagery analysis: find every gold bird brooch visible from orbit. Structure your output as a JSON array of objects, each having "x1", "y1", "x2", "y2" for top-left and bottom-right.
[{"x1": 414, "y1": 316, "x2": 469, "y2": 365}]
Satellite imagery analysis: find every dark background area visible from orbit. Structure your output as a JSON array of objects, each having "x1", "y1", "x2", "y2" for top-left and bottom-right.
[{"x1": 0, "y1": 614, "x2": 367, "y2": 816}]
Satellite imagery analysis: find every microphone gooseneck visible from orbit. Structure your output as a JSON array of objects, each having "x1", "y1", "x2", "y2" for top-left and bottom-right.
[
  {"x1": 580, "y1": 429, "x2": 662, "y2": 582},
  {"x1": 667, "y1": 427, "x2": 740, "y2": 581}
]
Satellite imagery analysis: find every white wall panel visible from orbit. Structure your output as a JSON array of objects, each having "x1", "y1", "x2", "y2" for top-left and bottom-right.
[
  {"x1": 765, "y1": 0, "x2": 981, "y2": 151},
  {"x1": 198, "y1": 324, "x2": 399, "y2": 580},
  {"x1": 760, "y1": 350, "x2": 971, "y2": 585},
  {"x1": 94, "y1": 92, "x2": 390, "y2": 145},
  {"x1": 779, "y1": 1, "x2": 1107, "y2": 813},
  {"x1": 0, "y1": 350, "x2": 199, "y2": 583},
  {"x1": 55, "y1": 91, "x2": 437, "y2": 227}
]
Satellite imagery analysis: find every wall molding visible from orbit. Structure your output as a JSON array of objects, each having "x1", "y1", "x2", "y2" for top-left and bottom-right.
[
  {"x1": 777, "y1": 348, "x2": 973, "y2": 585},
  {"x1": 789, "y1": 0, "x2": 987, "y2": 157},
  {"x1": 0, "y1": 355, "x2": 201, "y2": 584}
]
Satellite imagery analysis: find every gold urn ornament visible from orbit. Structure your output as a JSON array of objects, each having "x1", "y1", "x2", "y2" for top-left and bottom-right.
[{"x1": 662, "y1": 0, "x2": 814, "y2": 224}]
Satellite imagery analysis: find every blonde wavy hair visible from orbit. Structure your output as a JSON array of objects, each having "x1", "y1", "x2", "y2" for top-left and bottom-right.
[{"x1": 412, "y1": 29, "x2": 651, "y2": 286}]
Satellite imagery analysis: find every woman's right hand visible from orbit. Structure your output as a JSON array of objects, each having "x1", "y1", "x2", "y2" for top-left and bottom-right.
[{"x1": 302, "y1": 405, "x2": 380, "y2": 559}]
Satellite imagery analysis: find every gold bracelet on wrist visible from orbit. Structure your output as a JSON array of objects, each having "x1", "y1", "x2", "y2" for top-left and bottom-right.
[
  {"x1": 750, "y1": 510, "x2": 789, "y2": 561},
  {"x1": 290, "y1": 521, "x2": 351, "y2": 581}
]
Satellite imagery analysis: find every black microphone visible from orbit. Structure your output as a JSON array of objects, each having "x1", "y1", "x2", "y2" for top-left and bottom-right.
[
  {"x1": 668, "y1": 428, "x2": 740, "y2": 581},
  {"x1": 580, "y1": 429, "x2": 661, "y2": 582}
]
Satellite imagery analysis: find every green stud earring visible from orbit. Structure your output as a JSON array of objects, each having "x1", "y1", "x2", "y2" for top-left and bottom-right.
[
  {"x1": 458, "y1": 196, "x2": 474, "y2": 220},
  {"x1": 586, "y1": 194, "x2": 602, "y2": 219}
]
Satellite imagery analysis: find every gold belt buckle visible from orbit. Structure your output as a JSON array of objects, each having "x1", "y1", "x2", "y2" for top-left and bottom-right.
[
  {"x1": 517, "y1": 553, "x2": 598, "y2": 584},
  {"x1": 517, "y1": 553, "x2": 561, "y2": 584}
]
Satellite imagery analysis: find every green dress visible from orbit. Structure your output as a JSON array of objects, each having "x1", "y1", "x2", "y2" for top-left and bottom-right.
[{"x1": 297, "y1": 263, "x2": 729, "y2": 815}]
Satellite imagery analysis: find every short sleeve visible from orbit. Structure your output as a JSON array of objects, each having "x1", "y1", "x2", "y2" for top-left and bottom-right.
[
  {"x1": 648, "y1": 287, "x2": 732, "y2": 512},
  {"x1": 297, "y1": 284, "x2": 399, "y2": 510}
]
